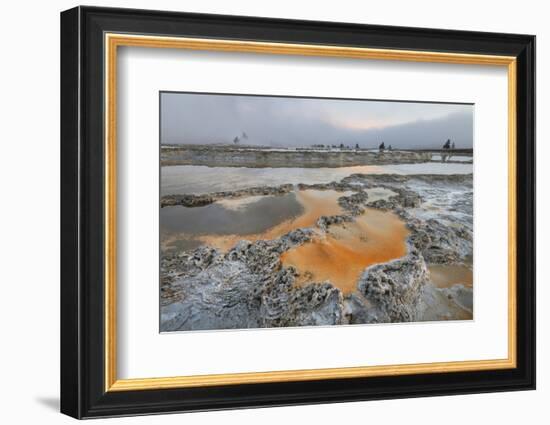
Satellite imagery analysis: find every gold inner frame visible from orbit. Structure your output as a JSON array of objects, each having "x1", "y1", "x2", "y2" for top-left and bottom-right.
[{"x1": 104, "y1": 33, "x2": 517, "y2": 392}]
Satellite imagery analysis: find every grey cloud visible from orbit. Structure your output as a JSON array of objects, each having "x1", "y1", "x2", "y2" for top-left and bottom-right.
[{"x1": 161, "y1": 92, "x2": 473, "y2": 149}]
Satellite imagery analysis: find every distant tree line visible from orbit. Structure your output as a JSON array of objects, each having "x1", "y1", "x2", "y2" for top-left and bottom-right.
[
  {"x1": 290, "y1": 138, "x2": 459, "y2": 151},
  {"x1": 233, "y1": 131, "x2": 248, "y2": 144}
]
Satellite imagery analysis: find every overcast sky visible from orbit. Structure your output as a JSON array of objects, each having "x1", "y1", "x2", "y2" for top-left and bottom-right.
[{"x1": 161, "y1": 92, "x2": 473, "y2": 149}]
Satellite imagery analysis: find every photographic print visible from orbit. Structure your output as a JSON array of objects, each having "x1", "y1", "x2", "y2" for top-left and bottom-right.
[
  {"x1": 159, "y1": 92, "x2": 474, "y2": 332},
  {"x1": 61, "y1": 9, "x2": 535, "y2": 417}
]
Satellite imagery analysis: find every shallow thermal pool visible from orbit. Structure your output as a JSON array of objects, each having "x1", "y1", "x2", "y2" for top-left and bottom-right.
[
  {"x1": 161, "y1": 189, "x2": 410, "y2": 293},
  {"x1": 281, "y1": 207, "x2": 410, "y2": 293},
  {"x1": 161, "y1": 190, "x2": 348, "y2": 252}
]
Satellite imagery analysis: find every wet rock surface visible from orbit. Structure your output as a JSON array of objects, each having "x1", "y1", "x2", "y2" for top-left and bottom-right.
[
  {"x1": 417, "y1": 284, "x2": 473, "y2": 322},
  {"x1": 161, "y1": 184, "x2": 294, "y2": 208},
  {"x1": 161, "y1": 173, "x2": 473, "y2": 331},
  {"x1": 161, "y1": 229, "x2": 346, "y2": 331}
]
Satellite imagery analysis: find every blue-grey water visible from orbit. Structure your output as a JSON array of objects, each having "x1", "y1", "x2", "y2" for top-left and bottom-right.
[
  {"x1": 161, "y1": 192, "x2": 303, "y2": 236},
  {"x1": 161, "y1": 163, "x2": 473, "y2": 195}
]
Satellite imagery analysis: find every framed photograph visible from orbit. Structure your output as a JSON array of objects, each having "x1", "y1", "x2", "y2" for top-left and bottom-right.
[{"x1": 60, "y1": 6, "x2": 535, "y2": 419}]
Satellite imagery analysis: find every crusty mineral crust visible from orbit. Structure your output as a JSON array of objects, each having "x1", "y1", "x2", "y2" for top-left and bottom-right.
[{"x1": 160, "y1": 173, "x2": 474, "y2": 331}]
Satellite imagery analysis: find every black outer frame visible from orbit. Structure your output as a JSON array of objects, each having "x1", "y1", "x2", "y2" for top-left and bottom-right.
[{"x1": 60, "y1": 5, "x2": 536, "y2": 419}]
